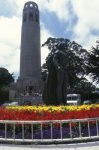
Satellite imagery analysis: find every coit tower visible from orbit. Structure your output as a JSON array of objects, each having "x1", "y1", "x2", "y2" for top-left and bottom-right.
[{"x1": 19, "y1": 1, "x2": 41, "y2": 94}]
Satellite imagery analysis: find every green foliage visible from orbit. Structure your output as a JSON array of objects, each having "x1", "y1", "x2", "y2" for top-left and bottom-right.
[
  {"x1": 86, "y1": 40, "x2": 99, "y2": 83},
  {"x1": 0, "y1": 67, "x2": 14, "y2": 104},
  {"x1": 71, "y1": 78, "x2": 96, "y2": 102},
  {"x1": 0, "y1": 67, "x2": 14, "y2": 86},
  {"x1": 42, "y1": 37, "x2": 91, "y2": 94}
]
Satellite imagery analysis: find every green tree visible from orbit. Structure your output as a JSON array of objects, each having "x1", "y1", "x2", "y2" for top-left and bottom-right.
[
  {"x1": 42, "y1": 37, "x2": 90, "y2": 93},
  {"x1": 72, "y1": 78, "x2": 96, "y2": 102},
  {"x1": 0, "y1": 67, "x2": 14, "y2": 104},
  {"x1": 86, "y1": 40, "x2": 99, "y2": 83}
]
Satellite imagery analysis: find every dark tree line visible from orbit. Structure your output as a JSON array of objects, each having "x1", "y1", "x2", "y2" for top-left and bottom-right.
[
  {"x1": 41, "y1": 37, "x2": 99, "y2": 102},
  {"x1": 0, "y1": 67, "x2": 14, "y2": 104}
]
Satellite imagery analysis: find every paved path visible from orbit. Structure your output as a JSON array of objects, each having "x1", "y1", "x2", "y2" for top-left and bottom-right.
[{"x1": 0, "y1": 142, "x2": 99, "y2": 150}]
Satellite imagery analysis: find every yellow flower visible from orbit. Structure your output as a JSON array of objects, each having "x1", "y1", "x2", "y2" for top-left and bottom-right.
[{"x1": 6, "y1": 104, "x2": 99, "y2": 113}]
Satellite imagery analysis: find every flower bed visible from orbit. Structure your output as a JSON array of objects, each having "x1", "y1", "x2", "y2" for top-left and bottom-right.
[
  {"x1": 0, "y1": 104, "x2": 99, "y2": 120},
  {"x1": 0, "y1": 105, "x2": 99, "y2": 140}
]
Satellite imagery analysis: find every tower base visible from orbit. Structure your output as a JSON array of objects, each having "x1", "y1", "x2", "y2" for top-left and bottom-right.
[{"x1": 9, "y1": 77, "x2": 43, "y2": 105}]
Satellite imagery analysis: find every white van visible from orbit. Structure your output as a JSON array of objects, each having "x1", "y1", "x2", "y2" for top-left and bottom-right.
[{"x1": 67, "y1": 94, "x2": 81, "y2": 105}]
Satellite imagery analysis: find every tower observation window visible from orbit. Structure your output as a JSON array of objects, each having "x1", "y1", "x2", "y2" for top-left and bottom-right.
[
  {"x1": 29, "y1": 12, "x2": 33, "y2": 21},
  {"x1": 30, "y1": 4, "x2": 33, "y2": 7}
]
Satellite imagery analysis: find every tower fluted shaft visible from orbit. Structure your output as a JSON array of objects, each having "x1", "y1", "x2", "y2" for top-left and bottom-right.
[
  {"x1": 19, "y1": 1, "x2": 41, "y2": 93},
  {"x1": 20, "y1": 1, "x2": 41, "y2": 79}
]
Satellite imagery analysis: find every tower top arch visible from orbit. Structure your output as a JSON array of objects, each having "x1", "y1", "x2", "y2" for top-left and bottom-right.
[{"x1": 24, "y1": 1, "x2": 38, "y2": 10}]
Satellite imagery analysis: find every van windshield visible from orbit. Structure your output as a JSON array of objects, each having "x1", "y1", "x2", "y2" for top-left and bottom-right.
[{"x1": 67, "y1": 96, "x2": 78, "y2": 101}]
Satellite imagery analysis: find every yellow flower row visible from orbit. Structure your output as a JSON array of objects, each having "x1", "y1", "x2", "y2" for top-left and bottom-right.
[{"x1": 6, "y1": 104, "x2": 99, "y2": 112}]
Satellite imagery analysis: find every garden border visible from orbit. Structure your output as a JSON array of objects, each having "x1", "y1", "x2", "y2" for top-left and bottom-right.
[{"x1": 0, "y1": 118, "x2": 99, "y2": 144}]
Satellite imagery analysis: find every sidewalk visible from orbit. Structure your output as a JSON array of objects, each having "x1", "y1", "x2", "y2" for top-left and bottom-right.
[{"x1": 0, "y1": 141, "x2": 99, "y2": 150}]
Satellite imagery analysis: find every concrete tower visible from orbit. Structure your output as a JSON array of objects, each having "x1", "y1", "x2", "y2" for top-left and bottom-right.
[{"x1": 18, "y1": 1, "x2": 41, "y2": 94}]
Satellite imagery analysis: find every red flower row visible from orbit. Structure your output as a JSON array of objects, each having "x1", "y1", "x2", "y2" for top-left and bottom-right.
[{"x1": 0, "y1": 107, "x2": 99, "y2": 121}]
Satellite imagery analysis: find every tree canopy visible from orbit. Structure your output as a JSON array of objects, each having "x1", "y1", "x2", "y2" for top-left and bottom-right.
[
  {"x1": 0, "y1": 67, "x2": 14, "y2": 86},
  {"x1": 0, "y1": 67, "x2": 14, "y2": 104},
  {"x1": 42, "y1": 37, "x2": 91, "y2": 94},
  {"x1": 86, "y1": 40, "x2": 99, "y2": 84}
]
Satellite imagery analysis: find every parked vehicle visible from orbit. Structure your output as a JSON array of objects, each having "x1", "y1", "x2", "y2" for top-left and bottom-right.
[
  {"x1": 83, "y1": 100, "x2": 92, "y2": 105},
  {"x1": 8, "y1": 101, "x2": 18, "y2": 106},
  {"x1": 2, "y1": 101, "x2": 18, "y2": 106},
  {"x1": 2, "y1": 103, "x2": 10, "y2": 106},
  {"x1": 67, "y1": 94, "x2": 81, "y2": 105}
]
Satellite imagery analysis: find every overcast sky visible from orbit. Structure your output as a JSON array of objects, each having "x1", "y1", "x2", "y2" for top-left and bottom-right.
[{"x1": 0, "y1": 0, "x2": 99, "y2": 79}]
